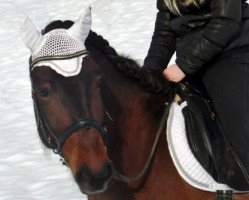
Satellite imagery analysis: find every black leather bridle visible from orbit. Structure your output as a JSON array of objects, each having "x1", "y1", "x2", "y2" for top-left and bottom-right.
[
  {"x1": 30, "y1": 51, "x2": 108, "y2": 157},
  {"x1": 30, "y1": 50, "x2": 167, "y2": 183},
  {"x1": 32, "y1": 89, "x2": 108, "y2": 156}
]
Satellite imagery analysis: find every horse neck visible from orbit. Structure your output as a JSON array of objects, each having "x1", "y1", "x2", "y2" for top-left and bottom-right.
[{"x1": 89, "y1": 46, "x2": 171, "y2": 181}]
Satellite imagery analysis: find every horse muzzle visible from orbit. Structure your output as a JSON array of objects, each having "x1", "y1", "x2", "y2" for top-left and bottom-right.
[{"x1": 75, "y1": 161, "x2": 113, "y2": 194}]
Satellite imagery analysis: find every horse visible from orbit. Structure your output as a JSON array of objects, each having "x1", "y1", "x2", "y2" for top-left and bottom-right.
[{"x1": 22, "y1": 7, "x2": 249, "y2": 200}]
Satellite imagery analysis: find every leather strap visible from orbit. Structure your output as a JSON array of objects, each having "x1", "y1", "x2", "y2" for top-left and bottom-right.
[
  {"x1": 30, "y1": 50, "x2": 90, "y2": 69},
  {"x1": 55, "y1": 119, "x2": 108, "y2": 154},
  {"x1": 32, "y1": 89, "x2": 108, "y2": 156},
  {"x1": 113, "y1": 103, "x2": 170, "y2": 183}
]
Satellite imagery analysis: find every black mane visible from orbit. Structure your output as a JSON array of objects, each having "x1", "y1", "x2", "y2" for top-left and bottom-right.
[{"x1": 42, "y1": 20, "x2": 172, "y2": 94}]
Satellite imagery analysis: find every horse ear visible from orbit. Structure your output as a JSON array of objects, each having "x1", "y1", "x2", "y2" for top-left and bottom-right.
[
  {"x1": 21, "y1": 17, "x2": 42, "y2": 52},
  {"x1": 67, "y1": 5, "x2": 92, "y2": 42}
]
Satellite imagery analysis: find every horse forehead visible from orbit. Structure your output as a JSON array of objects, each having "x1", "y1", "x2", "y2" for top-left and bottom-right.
[
  {"x1": 32, "y1": 65, "x2": 85, "y2": 87},
  {"x1": 31, "y1": 66, "x2": 58, "y2": 82}
]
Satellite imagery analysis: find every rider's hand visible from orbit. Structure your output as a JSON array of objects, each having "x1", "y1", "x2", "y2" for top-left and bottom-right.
[{"x1": 162, "y1": 64, "x2": 186, "y2": 83}]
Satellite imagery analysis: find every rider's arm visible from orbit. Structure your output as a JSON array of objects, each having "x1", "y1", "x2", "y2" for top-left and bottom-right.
[
  {"x1": 176, "y1": 0, "x2": 242, "y2": 75},
  {"x1": 143, "y1": 0, "x2": 176, "y2": 73}
]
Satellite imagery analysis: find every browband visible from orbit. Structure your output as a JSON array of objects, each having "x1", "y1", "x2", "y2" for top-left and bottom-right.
[{"x1": 30, "y1": 50, "x2": 90, "y2": 70}]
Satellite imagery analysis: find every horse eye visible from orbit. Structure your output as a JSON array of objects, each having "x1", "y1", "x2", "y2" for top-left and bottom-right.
[{"x1": 39, "y1": 89, "x2": 50, "y2": 97}]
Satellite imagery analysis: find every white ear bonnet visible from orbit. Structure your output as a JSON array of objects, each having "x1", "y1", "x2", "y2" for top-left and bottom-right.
[{"x1": 21, "y1": 5, "x2": 92, "y2": 77}]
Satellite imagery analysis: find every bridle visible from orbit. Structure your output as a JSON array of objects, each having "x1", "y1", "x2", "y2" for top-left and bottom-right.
[
  {"x1": 32, "y1": 88, "x2": 108, "y2": 157},
  {"x1": 30, "y1": 51, "x2": 108, "y2": 158},
  {"x1": 30, "y1": 50, "x2": 170, "y2": 183}
]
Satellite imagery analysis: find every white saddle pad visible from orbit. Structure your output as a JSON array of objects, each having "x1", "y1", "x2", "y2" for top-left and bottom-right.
[{"x1": 166, "y1": 101, "x2": 236, "y2": 192}]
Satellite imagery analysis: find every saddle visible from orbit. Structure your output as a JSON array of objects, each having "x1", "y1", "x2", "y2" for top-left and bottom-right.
[{"x1": 176, "y1": 81, "x2": 249, "y2": 191}]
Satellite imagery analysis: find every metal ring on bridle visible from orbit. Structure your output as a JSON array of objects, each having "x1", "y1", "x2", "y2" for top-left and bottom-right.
[{"x1": 30, "y1": 50, "x2": 108, "y2": 156}]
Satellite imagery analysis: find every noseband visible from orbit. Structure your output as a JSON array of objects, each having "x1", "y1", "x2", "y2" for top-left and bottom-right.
[
  {"x1": 32, "y1": 90, "x2": 108, "y2": 156},
  {"x1": 30, "y1": 51, "x2": 108, "y2": 156},
  {"x1": 56, "y1": 119, "x2": 108, "y2": 154},
  {"x1": 30, "y1": 50, "x2": 169, "y2": 184}
]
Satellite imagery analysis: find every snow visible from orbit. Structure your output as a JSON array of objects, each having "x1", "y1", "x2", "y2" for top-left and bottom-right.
[
  {"x1": 1, "y1": 0, "x2": 248, "y2": 199},
  {"x1": 0, "y1": 0, "x2": 158, "y2": 199}
]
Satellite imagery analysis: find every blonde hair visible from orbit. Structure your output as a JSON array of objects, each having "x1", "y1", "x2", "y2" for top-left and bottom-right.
[{"x1": 164, "y1": 0, "x2": 206, "y2": 15}]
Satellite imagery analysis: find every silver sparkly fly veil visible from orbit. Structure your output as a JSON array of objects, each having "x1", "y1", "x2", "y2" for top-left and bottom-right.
[{"x1": 21, "y1": 5, "x2": 92, "y2": 77}]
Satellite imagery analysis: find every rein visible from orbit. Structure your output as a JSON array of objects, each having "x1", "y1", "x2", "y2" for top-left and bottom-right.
[
  {"x1": 30, "y1": 51, "x2": 108, "y2": 157},
  {"x1": 113, "y1": 103, "x2": 170, "y2": 183},
  {"x1": 30, "y1": 50, "x2": 171, "y2": 184}
]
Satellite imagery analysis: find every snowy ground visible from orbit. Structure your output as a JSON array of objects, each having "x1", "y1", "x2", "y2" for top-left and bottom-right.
[
  {"x1": 0, "y1": 0, "x2": 158, "y2": 199},
  {"x1": 3, "y1": 0, "x2": 247, "y2": 199}
]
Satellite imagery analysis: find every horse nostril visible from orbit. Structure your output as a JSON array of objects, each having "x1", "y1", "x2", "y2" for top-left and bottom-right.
[
  {"x1": 97, "y1": 161, "x2": 113, "y2": 180},
  {"x1": 75, "y1": 162, "x2": 113, "y2": 185},
  {"x1": 105, "y1": 161, "x2": 113, "y2": 178},
  {"x1": 75, "y1": 167, "x2": 88, "y2": 184}
]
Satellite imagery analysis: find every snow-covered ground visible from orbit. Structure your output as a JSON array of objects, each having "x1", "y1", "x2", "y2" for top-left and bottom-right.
[
  {"x1": 2, "y1": 0, "x2": 248, "y2": 199},
  {"x1": 0, "y1": 0, "x2": 158, "y2": 199}
]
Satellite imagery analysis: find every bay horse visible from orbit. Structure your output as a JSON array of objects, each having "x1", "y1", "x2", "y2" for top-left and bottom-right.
[{"x1": 22, "y1": 7, "x2": 249, "y2": 200}]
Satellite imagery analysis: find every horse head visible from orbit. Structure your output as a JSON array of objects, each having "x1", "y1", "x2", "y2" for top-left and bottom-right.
[{"x1": 22, "y1": 6, "x2": 113, "y2": 194}]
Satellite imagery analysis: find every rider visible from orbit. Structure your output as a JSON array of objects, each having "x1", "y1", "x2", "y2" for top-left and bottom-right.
[{"x1": 142, "y1": 0, "x2": 249, "y2": 190}]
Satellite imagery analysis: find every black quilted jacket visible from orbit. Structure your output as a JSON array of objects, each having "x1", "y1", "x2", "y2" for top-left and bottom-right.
[{"x1": 143, "y1": 0, "x2": 249, "y2": 75}]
